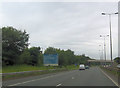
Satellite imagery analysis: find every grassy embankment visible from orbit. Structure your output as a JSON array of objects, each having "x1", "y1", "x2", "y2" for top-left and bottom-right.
[
  {"x1": 100, "y1": 66, "x2": 120, "y2": 77},
  {"x1": 2, "y1": 65, "x2": 79, "y2": 80}
]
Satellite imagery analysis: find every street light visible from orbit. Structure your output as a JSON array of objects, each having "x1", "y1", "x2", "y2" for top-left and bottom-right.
[
  {"x1": 100, "y1": 35, "x2": 109, "y2": 67},
  {"x1": 102, "y1": 12, "x2": 118, "y2": 15},
  {"x1": 101, "y1": 12, "x2": 118, "y2": 61},
  {"x1": 99, "y1": 49, "x2": 101, "y2": 60},
  {"x1": 99, "y1": 45, "x2": 104, "y2": 60}
]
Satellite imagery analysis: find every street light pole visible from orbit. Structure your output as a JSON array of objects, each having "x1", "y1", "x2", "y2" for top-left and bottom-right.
[
  {"x1": 100, "y1": 35, "x2": 109, "y2": 67},
  {"x1": 99, "y1": 45, "x2": 101, "y2": 59},
  {"x1": 104, "y1": 36, "x2": 106, "y2": 64},
  {"x1": 102, "y1": 12, "x2": 118, "y2": 61},
  {"x1": 99, "y1": 49, "x2": 101, "y2": 60},
  {"x1": 109, "y1": 14, "x2": 113, "y2": 62},
  {"x1": 99, "y1": 45, "x2": 104, "y2": 60},
  {"x1": 99, "y1": 44, "x2": 104, "y2": 66}
]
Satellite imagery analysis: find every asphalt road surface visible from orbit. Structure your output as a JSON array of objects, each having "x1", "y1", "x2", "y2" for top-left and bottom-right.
[{"x1": 3, "y1": 67, "x2": 118, "y2": 86}]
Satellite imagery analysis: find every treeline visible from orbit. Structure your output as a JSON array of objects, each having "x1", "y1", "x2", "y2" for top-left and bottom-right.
[
  {"x1": 44, "y1": 47, "x2": 91, "y2": 66},
  {"x1": 2, "y1": 26, "x2": 92, "y2": 66}
]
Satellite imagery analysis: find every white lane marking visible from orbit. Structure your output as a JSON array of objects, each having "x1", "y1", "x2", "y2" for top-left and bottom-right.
[
  {"x1": 9, "y1": 70, "x2": 76, "y2": 86},
  {"x1": 56, "y1": 83, "x2": 61, "y2": 86},
  {"x1": 72, "y1": 77, "x2": 74, "y2": 79},
  {"x1": 9, "y1": 75, "x2": 56, "y2": 86},
  {"x1": 100, "y1": 68, "x2": 119, "y2": 87}
]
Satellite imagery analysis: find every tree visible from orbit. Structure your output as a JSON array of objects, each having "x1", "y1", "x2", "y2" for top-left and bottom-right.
[
  {"x1": 28, "y1": 47, "x2": 41, "y2": 66},
  {"x1": 44, "y1": 47, "x2": 92, "y2": 66},
  {"x1": 19, "y1": 47, "x2": 42, "y2": 66},
  {"x1": 2, "y1": 26, "x2": 29, "y2": 65},
  {"x1": 74, "y1": 54, "x2": 91, "y2": 65},
  {"x1": 44, "y1": 47, "x2": 57, "y2": 54},
  {"x1": 19, "y1": 49, "x2": 31, "y2": 64}
]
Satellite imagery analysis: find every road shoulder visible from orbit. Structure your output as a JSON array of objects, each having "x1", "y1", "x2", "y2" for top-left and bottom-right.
[{"x1": 100, "y1": 67, "x2": 119, "y2": 87}]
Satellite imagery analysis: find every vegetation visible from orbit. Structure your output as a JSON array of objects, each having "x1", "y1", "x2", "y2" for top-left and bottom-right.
[
  {"x1": 2, "y1": 27, "x2": 29, "y2": 66},
  {"x1": 2, "y1": 26, "x2": 92, "y2": 69},
  {"x1": 2, "y1": 65, "x2": 78, "y2": 80},
  {"x1": 114, "y1": 57, "x2": 120, "y2": 64},
  {"x1": 44, "y1": 47, "x2": 91, "y2": 66},
  {"x1": 3, "y1": 65, "x2": 56, "y2": 73},
  {"x1": 2, "y1": 65, "x2": 79, "y2": 73},
  {"x1": 19, "y1": 47, "x2": 43, "y2": 66},
  {"x1": 3, "y1": 68, "x2": 68, "y2": 80},
  {"x1": 100, "y1": 66, "x2": 120, "y2": 77}
]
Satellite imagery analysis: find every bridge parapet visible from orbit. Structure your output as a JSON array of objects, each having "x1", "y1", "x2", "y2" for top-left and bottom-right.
[{"x1": 88, "y1": 60, "x2": 114, "y2": 63}]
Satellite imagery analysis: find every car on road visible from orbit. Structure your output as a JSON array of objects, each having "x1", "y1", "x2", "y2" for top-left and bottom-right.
[
  {"x1": 79, "y1": 64, "x2": 85, "y2": 70},
  {"x1": 85, "y1": 65, "x2": 89, "y2": 69}
]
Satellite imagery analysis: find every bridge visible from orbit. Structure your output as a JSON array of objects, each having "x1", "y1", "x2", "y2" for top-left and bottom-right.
[
  {"x1": 87, "y1": 60, "x2": 114, "y2": 66},
  {"x1": 88, "y1": 60, "x2": 114, "y2": 63}
]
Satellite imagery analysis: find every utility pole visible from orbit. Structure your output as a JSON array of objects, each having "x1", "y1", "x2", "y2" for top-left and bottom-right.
[
  {"x1": 100, "y1": 35, "x2": 109, "y2": 67},
  {"x1": 102, "y1": 12, "x2": 118, "y2": 61}
]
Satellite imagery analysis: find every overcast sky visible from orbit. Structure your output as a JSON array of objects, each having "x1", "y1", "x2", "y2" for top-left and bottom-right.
[{"x1": 0, "y1": 2, "x2": 118, "y2": 59}]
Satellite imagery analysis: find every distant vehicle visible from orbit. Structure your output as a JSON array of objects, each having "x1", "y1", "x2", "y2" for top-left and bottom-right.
[
  {"x1": 79, "y1": 64, "x2": 85, "y2": 70},
  {"x1": 85, "y1": 65, "x2": 89, "y2": 69}
]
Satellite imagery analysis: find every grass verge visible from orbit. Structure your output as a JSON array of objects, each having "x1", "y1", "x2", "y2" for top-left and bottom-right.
[
  {"x1": 2, "y1": 65, "x2": 56, "y2": 73},
  {"x1": 2, "y1": 65, "x2": 79, "y2": 80},
  {"x1": 100, "y1": 66, "x2": 120, "y2": 87},
  {"x1": 2, "y1": 68, "x2": 68, "y2": 81},
  {"x1": 2, "y1": 65, "x2": 79, "y2": 73},
  {"x1": 100, "y1": 66, "x2": 120, "y2": 77}
]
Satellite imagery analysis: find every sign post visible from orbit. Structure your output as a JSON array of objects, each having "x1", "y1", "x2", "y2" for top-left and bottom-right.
[{"x1": 43, "y1": 54, "x2": 58, "y2": 66}]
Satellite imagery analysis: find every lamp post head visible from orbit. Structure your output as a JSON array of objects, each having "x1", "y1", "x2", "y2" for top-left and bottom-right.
[
  {"x1": 115, "y1": 12, "x2": 118, "y2": 14},
  {"x1": 102, "y1": 13, "x2": 106, "y2": 15}
]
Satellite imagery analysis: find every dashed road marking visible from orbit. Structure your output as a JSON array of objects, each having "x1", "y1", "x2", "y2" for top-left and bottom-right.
[
  {"x1": 72, "y1": 77, "x2": 74, "y2": 79},
  {"x1": 56, "y1": 83, "x2": 62, "y2": 86},
  {"x1": 8, "y1": 70, "x2": 75, "y2": 86}
]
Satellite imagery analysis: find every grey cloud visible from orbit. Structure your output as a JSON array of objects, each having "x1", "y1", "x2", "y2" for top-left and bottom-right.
[{"x1": 0, "y1": 2, "x2": 118, "y2": 59}]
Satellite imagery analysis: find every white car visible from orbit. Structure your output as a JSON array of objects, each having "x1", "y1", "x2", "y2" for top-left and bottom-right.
[{"x1": 79, "y1": 64, "x2": 85, "y2": 70}]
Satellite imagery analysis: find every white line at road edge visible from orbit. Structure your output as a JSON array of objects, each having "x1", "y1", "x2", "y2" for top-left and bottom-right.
[
  {"x1": 100, "y1": 68, "x2": 119, "y2": 87},
  {"x1": 9, "y1": 73, "x2": 63, "y2": 86},
  {"x1": 8, "y1": 75, "x2": 54, "y2": 86},
  {"x1": 8, "y1": 70, "x2": 75, "y2": 86},
  {"x1": 56, "y1": 83, "x2": 62, "y2": 87}
]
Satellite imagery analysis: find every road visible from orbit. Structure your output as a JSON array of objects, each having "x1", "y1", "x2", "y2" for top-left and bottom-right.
[{"x1": 2, "y1": 67, "x2": 118, "y2": 86}]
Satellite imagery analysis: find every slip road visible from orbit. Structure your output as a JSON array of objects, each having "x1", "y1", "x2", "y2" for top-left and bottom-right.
[{"x1": 3, "y1": 67, "x2": 118, "y2": 86}]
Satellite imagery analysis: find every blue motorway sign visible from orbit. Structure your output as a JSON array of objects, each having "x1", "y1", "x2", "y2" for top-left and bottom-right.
[{"x1": 43, "y1": 54, "x2": 58, "y2": 66}]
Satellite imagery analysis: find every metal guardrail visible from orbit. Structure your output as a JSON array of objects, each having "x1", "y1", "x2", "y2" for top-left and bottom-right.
[{"x1": 1, "y1": 69, "x2": 56, "y2": 76}]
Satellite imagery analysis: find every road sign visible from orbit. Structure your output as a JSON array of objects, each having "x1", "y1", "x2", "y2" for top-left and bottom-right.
[{"x1": 43, "y1": 54, "x2": 58, "y2": 66}]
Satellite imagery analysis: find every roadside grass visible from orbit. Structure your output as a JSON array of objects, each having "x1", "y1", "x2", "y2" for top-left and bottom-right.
[
  {"x1": 100, "y1": 66, "x2": 120, "y2": 76},
  {"x1": 2, "y1": 65, "x2": 57, "y2": 73},
  {"x1": 2, "y1": 68, "x2": 68, "y2": 81},
  {"x1": 2, "y1": 65, "x2": 79, "y2": 73},
  {"x1": 66, "y1": 65, "x2": 79, "y2": 70},
  {"x1": 2, "y1": 65, "x2": 79, "y2": 80}
]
